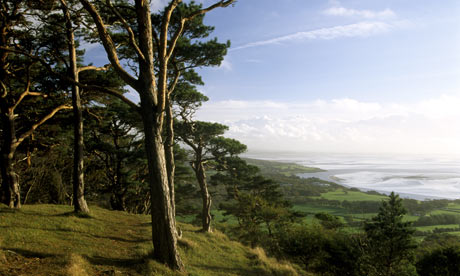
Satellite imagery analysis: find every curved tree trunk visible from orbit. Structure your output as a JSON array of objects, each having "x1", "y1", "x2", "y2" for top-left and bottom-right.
[{"x1": 195, "y1": 162, "x2": 212, "y2": 232}]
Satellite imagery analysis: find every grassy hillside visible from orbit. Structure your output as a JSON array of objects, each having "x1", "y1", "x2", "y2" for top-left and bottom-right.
[{"x1": 0, "y1": 204, "x2": 306, "y2": 276}]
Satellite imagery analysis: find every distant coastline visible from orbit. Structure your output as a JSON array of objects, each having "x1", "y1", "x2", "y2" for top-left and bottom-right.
[{"x1": 243, "y1": 152, "x2": 460, "y2": 200}]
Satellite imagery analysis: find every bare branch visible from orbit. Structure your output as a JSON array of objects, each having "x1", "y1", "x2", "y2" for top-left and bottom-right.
[
  {"x1": 72, "y1": 81, "x2": 140, "y2": 113},
  {"x1": 77, "y1": 64, "x2": 111, "y2": 73},
  {"x1": 166, "y1": 18, "x2": 185, "y2": 59},
  {"x1": 168, "y1": 66, "x2": 181, "y2": 95},
  {"x1": 186, "y1": 0, "x2": 235, "y2": 20},
  {"x1": 0, "y1": 80, "x2": 7, "y2": 98},
  {"x1": 79, "y1": 0, "x2": 139, "y2": 90},
  {"x1": 12, "y1": 91, "x2": 47, "y2": 112},
  {"x1": 166, "y1": 0, "x2": 235, "y2": 59},
  {"x1": 14, "y1": 104, "x2": 73, "y2": 148},
  {"x1": 106, "y1": 0, "x2": 146, "y2": 62}
]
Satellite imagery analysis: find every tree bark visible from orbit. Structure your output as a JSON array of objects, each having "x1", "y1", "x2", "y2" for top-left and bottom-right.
[
  {"x1": 0, "y1": 107, "x2": 20, "y2": 208},
  {"x1": 61, "y1": 0, "x2": 89, "y2": 213},
  {"x1": 135, "y1": 0, "x2": 184, "y2": 270},
  {"x1": 165, "y1": 99, "x2": 175, "y2": 216},
  {"x1": 194, "y1": 161, "x2": 212, "y2": 232},
  {"x1": 140, "y1": 93, "x2": 183, "y2": 269}
]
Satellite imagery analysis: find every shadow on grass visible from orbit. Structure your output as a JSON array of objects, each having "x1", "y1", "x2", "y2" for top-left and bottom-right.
[
  {"x1": 57, "y1": 211, "x2": 93, "y2": 219},
  {"x1": 195, "y1": 264, "x2": 264, "y2": 276},
  {"x1": 85, "y1": 255, "x2": 145, "y2": 268},
  {"x1": 91, "y1": 234, "x2": 150, "y2": 243},
  {"x1": 0, "y1": 208, "x2": 86, "y2": 219},
  {"x1": 1, "y1": 247, "x2": 58, "y2": 259},
  {"x1": 135, "y1": 222, "x2": 151, "y2": 227}
]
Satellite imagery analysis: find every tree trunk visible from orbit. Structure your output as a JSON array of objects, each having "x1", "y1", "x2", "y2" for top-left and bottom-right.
[
  {"x1": 140, "y1": 95, "x2": 184, "y2": 269},
  {"x1": 0, "y1": 108, "x2": 20, "y2": 208},
  {"x1": 79, "y1": 0, "x2": 184, "y2": 270},
  {"x1": 165, "y1": 99, "x2": 175, "y2": 216},
  {"x1": 195, "y1": 161, "x2": 212, "y2": 232},
  {"x1": 135, "y1": 0, "x2": 183, "y2": 270},
  {"x1": 62, "y1": 1, "x2": 89, "y2": 213}
]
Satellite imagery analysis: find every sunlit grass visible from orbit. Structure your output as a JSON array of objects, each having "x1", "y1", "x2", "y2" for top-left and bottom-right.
[{"x1": 0, "y1": 204, "x2": 305, "y2": 276}]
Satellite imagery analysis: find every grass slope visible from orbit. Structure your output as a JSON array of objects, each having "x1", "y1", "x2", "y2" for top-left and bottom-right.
[{"x1": 0, "y1": 204, "x2": 304, "y2": 276}]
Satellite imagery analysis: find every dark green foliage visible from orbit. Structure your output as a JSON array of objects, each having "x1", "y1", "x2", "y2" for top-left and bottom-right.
[
  {"x1": 314, "y1": 212, "x2": 344, "y2": 229},
  {"x1": 362, "y1": 192, "x2": 417, "y2": 276},
  {"x1": 413, "y1": 214, "x2": 460, "y2": 226},
  {"x1": 402, "y1": 198, "x2": 449, "y2": 216},
  {"x1": 416, "y1": 246, "x2": 460, "y2": 276},
  {"x1": 276, "y1": 224, "x2": 362, "y2": 276},
  {"x1": 215, "y1": 158, "x2": 301, "y2": 247}
]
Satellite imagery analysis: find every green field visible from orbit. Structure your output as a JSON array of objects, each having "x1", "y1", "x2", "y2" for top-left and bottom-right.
[{"x1": 313, "y1": 189, "x2": 387, "y2": 202}]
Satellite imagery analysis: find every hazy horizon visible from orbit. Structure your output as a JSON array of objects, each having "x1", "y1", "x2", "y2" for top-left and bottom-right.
[{"x1": 242, "y1": 151, "x2": 460, "y2": 200}]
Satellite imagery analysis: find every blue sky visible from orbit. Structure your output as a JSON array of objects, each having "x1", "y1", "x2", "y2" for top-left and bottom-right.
[
  {"x1": 191, "y1": 0, "x2": 460, "y2": 155},
  {"x1": 86, "y1": 0, "x2": 460, "y2": 155},
  {"x1": 197, "y1": 0, "x2": 459, "y2": 102}
]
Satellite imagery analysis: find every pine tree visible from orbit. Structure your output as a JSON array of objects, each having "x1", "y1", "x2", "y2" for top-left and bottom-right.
[{"x1": 363, "y1": 192, "x2": 417, "y2": 276}]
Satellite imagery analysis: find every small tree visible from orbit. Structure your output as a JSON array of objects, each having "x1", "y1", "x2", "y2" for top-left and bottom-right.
[
  {"x1": 214, "y1": 157, "x2": 300, "y2": 247},
  {"x1": 362, "y1": 192, "x2": 417, "y2": 276}
]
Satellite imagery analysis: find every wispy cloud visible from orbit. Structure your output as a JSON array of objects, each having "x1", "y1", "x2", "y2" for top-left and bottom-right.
[
  {"x1": 231, "y1": 21, "x2": 392, "y2": 51},
  {"x1": 196, "y1": 95, "x2": 460, "y2": 155},
  {"x1": 324, "y1": 6, "x2": 395, "y2": 19}
]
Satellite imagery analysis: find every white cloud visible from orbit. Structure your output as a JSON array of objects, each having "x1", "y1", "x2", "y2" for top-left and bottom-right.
[
  {"x1": 231, "y1": 21, "x2": 392, "y2": 51},
  {"x1": 324, "y1": 6, "x2": 395, "y2": 19},
  {"x1": 195, "y1": 95, "x2": 460, "y2": 155}
]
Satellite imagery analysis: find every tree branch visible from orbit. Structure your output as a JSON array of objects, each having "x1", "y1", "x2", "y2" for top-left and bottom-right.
[
  {"x1": 79, "y1": 0, "x2": 139, "y2": 90},
  {"x1": 72, "y1": 81, "x2": 140, "y2": 113},
  {"x1": 187, "y1": 0, "x2": 235, "y2": 19},
  {"x1": 168, "y1": 67, "x2": 181, "y2": 95},
  {"x1": 0, "y1": 46, "x2": 140, "y2": 113},
  {"x1": 105, "y1": 0, "x2": 146, "y2": 62},
  {"x1": 77, "y1": 64, "x2": 111, "y2": 73},
  {"x1": 12, "y1": 91, "x2": 47, "y2": 112},
  {"x1": 14, "y1": 104, "x2": 73, "y2": 148}
]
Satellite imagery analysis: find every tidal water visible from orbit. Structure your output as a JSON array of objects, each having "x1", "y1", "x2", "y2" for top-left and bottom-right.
[{"x1": 244, "y1": 152, "x2": 460, "y2": 200}]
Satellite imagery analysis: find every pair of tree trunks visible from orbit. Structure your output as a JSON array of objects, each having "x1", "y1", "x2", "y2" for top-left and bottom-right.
[
  {"x1": 140, "y1": 92, "x2": 183, "y2": 269},
  {"x1": 61, "y1": 0, "x2": 90, "y2": 214}
]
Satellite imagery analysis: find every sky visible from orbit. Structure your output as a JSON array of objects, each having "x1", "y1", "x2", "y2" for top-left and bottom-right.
[
  {"x1": 192, "y1": 0, "x2": 460, "y2": 156},
  {"x1": 87, "y1": 0, "x2": 460, "y2": 156}
]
